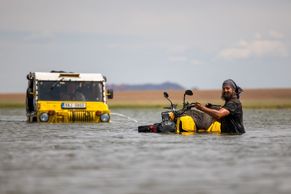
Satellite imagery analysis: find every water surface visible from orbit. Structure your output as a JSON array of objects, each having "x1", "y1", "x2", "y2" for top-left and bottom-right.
[{"x1": 1, "y1": 108, "x2": 291, "y2": 194}]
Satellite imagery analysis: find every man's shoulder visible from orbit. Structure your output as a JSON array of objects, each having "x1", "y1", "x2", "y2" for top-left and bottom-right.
[
  {"x1": 225, "y1": 98, "x2": 241, "y2": 105},
  {"x1": 223, "y1": 98, "x2": 242, "y2": 112}
]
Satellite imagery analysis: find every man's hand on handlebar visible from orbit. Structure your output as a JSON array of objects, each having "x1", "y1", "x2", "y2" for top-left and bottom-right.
[{"x1": 193, "y1": 102, "x2": 203, "y2": 111}]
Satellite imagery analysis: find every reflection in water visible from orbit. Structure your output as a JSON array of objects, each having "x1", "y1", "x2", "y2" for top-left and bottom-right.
[{"x1": 1, "y1": 108, "x2": 291, "y2": 194}]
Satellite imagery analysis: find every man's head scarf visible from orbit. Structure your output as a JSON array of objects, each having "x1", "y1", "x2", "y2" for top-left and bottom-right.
[{"x1": 222, "y1": 79, "x2": 243, "y2": 99}]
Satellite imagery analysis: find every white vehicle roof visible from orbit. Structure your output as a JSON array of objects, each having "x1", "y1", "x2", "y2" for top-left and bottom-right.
[{"x1": 33, "y1": 72, "x2": 106, "y2": 82}]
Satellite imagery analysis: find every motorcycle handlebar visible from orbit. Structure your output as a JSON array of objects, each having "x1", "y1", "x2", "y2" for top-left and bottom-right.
[
  {"x1": 162, "y1": 103, "x2": 195, "y2": 117},
  {"x1": 172, "y1": 103, "x2": 196, "y2": 116},
  {"x1": 184, "y1": 102, "x2": 196, "y2": 109}
]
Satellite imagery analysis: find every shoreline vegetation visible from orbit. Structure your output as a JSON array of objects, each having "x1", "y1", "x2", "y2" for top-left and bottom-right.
[{"x1": 1, "y1": 88, "x2": 291, "y2": 109}]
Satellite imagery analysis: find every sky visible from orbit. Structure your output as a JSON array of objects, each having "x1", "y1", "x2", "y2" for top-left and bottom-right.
[{"x1": 0, "y1": 0, "x2": 291, "y2": 92}]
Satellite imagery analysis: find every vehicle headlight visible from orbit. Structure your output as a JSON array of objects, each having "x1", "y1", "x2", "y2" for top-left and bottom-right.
[
  {"x1": 39, "y1": 112, "x2": 49, "y2": 122},
  {"x1": 100, "y1": 113, "x2": 110, "y2": 122}
]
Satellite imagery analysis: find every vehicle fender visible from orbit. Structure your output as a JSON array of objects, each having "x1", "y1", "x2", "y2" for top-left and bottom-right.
[{"x1": 176, "y1": 115, "x2": 196, "y2": 133}]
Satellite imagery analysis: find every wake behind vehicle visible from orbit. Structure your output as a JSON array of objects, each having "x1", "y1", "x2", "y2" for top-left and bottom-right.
[
  {"x1": 138, "y1": 90, "x2": 221, "y2": 135},
  {"x1": 26, "y1": 71, "x2": 113, "y2": 123}
]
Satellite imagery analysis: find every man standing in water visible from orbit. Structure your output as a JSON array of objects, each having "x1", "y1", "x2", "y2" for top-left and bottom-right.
[{"x1": 194, "y1": 79, "x2": 245, "y2": 134}]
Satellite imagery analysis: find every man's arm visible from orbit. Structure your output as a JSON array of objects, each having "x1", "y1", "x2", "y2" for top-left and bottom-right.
[{"x1": 194, "y1": 102, "x2": 230, "y2": 120}]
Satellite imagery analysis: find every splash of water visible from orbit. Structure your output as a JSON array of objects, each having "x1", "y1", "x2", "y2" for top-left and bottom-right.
[{"x1": 110, "y1": 112, "x2": 138, "y2": 123}]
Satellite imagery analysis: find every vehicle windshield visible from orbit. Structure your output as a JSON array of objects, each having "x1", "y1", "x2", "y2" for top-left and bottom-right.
[{"x1": 37, "y1": 81, "x2": 103, "y2": 101}]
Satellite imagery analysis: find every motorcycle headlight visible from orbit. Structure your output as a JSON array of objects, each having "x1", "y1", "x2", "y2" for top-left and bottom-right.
[
  {"x1": 100, "y1": 113, "x2": 110, "y2": 122},
  {"x1": 168, "y1": 112, "x2": 175, "y2": 121},
  {"x1": 162, "y1": 111, "x2": 175, "y2": 121},
  {"x1": 39, "y1": 112, "x2": 49, "y2": 122}
]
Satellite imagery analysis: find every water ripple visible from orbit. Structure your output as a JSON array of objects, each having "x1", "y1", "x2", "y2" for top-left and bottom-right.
[{"x1": 1, "y1": 108, "x2": 291, "y2": 194}]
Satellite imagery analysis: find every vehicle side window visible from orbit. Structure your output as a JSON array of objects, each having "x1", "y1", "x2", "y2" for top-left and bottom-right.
[{"x1": 26, "y1": 80, "x2": 35, "y2": 112}]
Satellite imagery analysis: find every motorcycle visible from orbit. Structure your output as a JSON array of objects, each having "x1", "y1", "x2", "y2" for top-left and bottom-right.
[{"x1": 138, "y1": 90, "x2": 221, "y2": 134}]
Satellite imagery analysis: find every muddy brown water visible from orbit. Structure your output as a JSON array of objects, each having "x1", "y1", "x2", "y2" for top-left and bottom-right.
[{"x1": 1, "y1": 108, "x2": 291, "y2": 194}]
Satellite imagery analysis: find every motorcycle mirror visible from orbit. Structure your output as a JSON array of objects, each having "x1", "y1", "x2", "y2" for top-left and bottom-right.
[
  {"x1": 163, "y1": 92, "x2": 169, "y2": 98},
  {"x1": 183, "y1": 90, "x2": 193, "y2": 109},
  {"x1": 185, "y1": 90, "x2": 193, "y2": 96},
  {"x1": 163, "y1": 91, "x2": 174, "y2": 109}
]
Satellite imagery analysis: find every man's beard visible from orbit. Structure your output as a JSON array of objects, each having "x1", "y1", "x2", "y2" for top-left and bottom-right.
[{"x1": 221, "y1": 92, "x2": 233, "y2": 101}]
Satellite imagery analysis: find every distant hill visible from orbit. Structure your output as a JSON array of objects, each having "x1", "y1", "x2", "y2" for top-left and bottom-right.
[{"x1": 108, "y1": 82, "x2": 185, "y2": 91}]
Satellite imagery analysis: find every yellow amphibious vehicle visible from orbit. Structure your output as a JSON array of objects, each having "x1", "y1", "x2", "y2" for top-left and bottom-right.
[{"x1": 26, "y1": 71, "x2": 113, "y2": 123}]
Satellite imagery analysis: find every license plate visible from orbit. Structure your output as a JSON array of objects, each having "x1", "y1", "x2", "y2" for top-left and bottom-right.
[{"x1": 61, "y1": 102, "x2": 86, "y2": 109}]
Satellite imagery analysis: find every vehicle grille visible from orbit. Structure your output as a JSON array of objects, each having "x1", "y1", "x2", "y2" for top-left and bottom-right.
[{"x1": 68, "y1": 111, "x2": 95, "y2": 122}]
